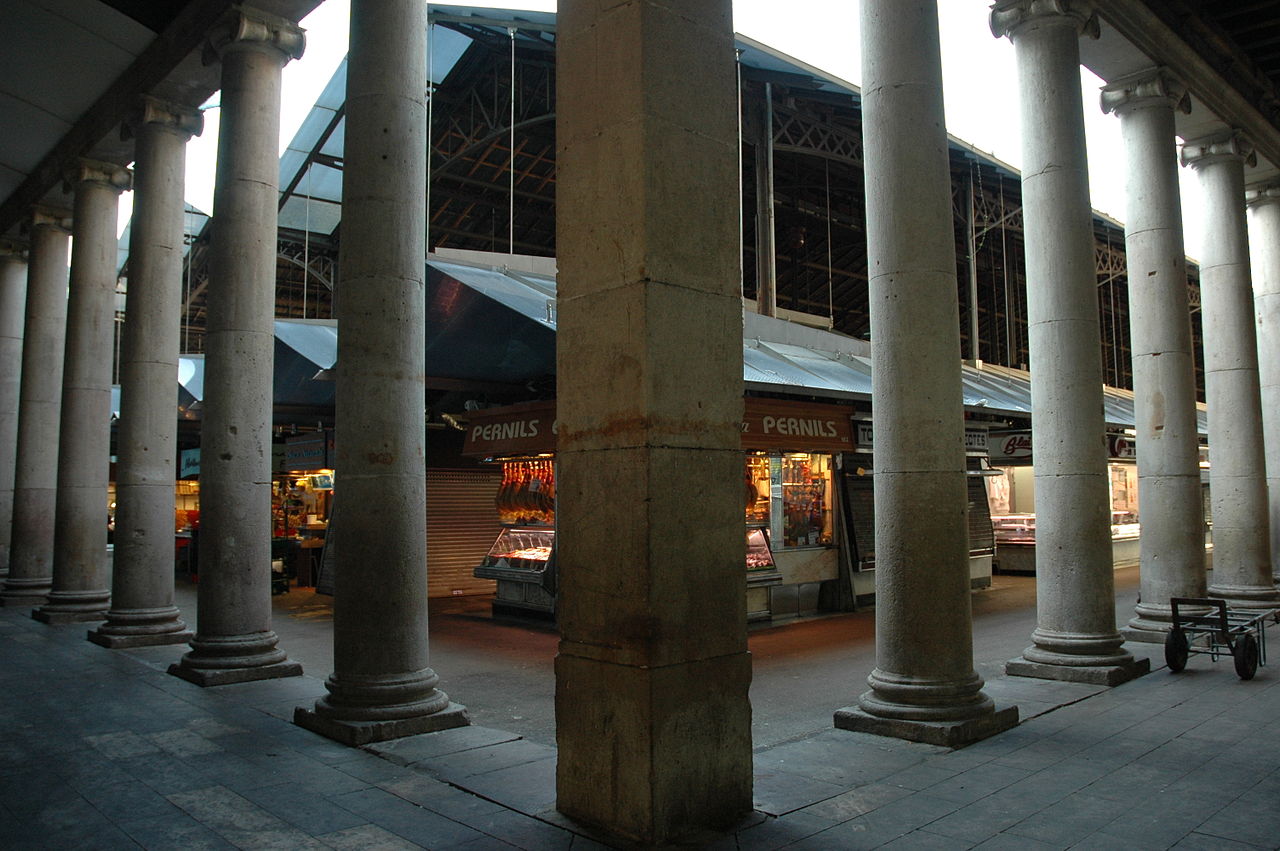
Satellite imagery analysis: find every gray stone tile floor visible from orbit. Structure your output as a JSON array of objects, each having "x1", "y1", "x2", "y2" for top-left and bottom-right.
[{"x1": 1, "y1": 570, "x2": 1278, "y2": 849}]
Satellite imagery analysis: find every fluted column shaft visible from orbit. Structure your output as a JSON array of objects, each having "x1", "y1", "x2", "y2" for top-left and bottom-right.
[
  {"x1": 35, "y1": 163, "x2": 130, "y2": 624},
  {"x1": 1101, "y1": 70, "x2": 1207, "y2": 637},
  {"x1": 993, "y1": 0, "x2": 1142, "y2": 683},
  {"x1": 91, "y1": 101, "x2": 201, "y2": 648},
  {"x1": 295, "y1": 0, "x2": 467, "y2": 745},
  {"x1": 1247, "y1": 185, "x2": 1280, "y2": 585},
  {"x1": 1, "y1": 214, "x2": 71, "y2": 606},
  {"x1": 0, "y1": 249, "x2": 28, "y2": 576},
  {"x1": 834, "y1": 0, "x2": 1015, "y2": 746},
  {"x1": 1182, "y1": 133, "x2": 1278, "y2": 605},
  {"x1": 170, "y1": 9, "x2": 305, "y2": 685}
]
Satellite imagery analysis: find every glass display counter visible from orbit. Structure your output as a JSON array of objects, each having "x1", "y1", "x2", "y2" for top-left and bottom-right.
[
  {"x1": 474, "y1": 525, "x2": 557, "y2": 616},
  {"x1": 994, "y1": 512, "x2": 1143, "y2": 574}
]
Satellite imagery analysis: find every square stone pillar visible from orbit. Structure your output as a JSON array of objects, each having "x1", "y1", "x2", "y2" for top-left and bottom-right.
[{"x1": 553, "y1": 1, "x2": 752, "y2": 845}]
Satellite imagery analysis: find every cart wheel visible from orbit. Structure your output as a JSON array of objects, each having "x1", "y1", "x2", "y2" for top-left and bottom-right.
[
  {"x1": 1233, "y1": 634, "x2": 1259, "y2": 680},
  {"x1": 1165, "y1": 627, "x2": 1189, "y2": 673}
]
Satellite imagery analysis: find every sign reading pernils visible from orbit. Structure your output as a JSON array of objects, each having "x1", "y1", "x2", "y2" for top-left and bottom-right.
[
  {"x1": 461, "y1": 398, "x2": 858, "y2": 456},
  {"x1": 463, "y1": 401, "x2": 558, "y2": 457},
  {"x1": 740, "y1": 398, "x2": 854, "y2": 452}
]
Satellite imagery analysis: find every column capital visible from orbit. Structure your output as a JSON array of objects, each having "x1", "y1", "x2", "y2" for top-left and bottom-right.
[
  {"x1": 63, "y1": 159, "x2": 133, "y2": 195},
  {"x1": 203, "y1": 6, "x2": 305, "y2": 66},
  {"x1": 990, "y1": 0, "x2": 1099, "y2": 41},
  {"x1": 1180, "y1": 130, "x2": 1257, "y2": 171},
  {"x1": 122, "y1": 96, "x2": 205, "y2": 143},
  {"x1": 1100, "y1": 67, "x2": 1191, "y2": 117},
  {"x1": 28, "y1": 206, "x2": 73, "y2": 233},
  {"x1": 0, "y1": 237, "x2": 28, "y2": 259},
  {"x1": 1245, "y1": 182, "x2": 1280, "y2": 209}
]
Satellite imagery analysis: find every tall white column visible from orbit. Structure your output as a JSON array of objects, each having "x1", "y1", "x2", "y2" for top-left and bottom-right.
[
  {"x1": 1100, "y1": 69, "x2": 1207, "y2": 639},
  {"x1": 1, "y1": 211, "x2": 71, "y2": 607},
  {"x1": 34, "y1": 162, "x2": 131, "y2": 624},
  {"x1": 295, "y1": 0, "x2": 467, "y2": 746},
  {"x1": 1182, "y1": 132, "x2": 1278, "y2": 606},
  {"x1": 992, "y1": 0, "x2": 1147, "y2": 684},
  {"x1": 554, "y1": 0, "x2": 752, "y2": 843},
  {"x1": 834, "y1": 0, "x2": 1016, "y2": 747},
  {"x1": 91, "y1": 100, "x2": 202, "y2": 648},
  {"x1": 0, "y1": 245, "x2": 28, "y2": 577},
  {"x1": 169, "y1": 9, "x2": 305, "y2": 685},
  {"x1": 1246, "y1": 183, "x2": 1280, "y2": 585}
]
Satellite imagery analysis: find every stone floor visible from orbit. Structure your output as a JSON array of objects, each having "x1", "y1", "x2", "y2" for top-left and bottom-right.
[{"x1": 1, "y1": 572, "x2": 1278, "y2": 849}]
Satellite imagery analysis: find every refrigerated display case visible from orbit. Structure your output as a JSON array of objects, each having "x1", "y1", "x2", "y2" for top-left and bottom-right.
[{"x1": 474, "y1": 524, "x2": 557, "y2": 616}]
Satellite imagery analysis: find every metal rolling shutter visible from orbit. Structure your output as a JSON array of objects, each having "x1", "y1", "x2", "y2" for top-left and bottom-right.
[{"x1": 426, "y1": 468, "x2": 502, "y2": 598}]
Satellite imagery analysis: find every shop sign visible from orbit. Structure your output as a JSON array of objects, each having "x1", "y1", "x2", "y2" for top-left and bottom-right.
[
  {"x1": 285, "y1": 432, "x2": 329, "y2": 471},
  {"x1": 1108, "y1": 433, "x2": 1136, "y2": 459},
  {"x1": 741, "y1": 398, "x2": 853, "y2": 452},
  {"x1": 462, "y1": 402, "x2": 558, "y2": 457},
  {"x1": 854, "y1": 421, "x2": 990, "y2": 455},
  {"x1": 992, "y1": 430, "x2": 1033, "y2": 461},
  {"x1": 179, "y1": 448, "x2": 200, "y2": 478},
  {"x1": 272, "y1": 443, "x2": 287, "y2": 473}
]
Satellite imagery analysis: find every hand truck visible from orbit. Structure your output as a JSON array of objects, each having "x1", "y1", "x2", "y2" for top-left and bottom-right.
[{"x1": 1165, "y1": 597, "x2": 1279, "y2": 680}]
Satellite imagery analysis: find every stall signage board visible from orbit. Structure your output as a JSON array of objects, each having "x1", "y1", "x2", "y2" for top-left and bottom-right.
[
  {"x1": 285, "y1": 433, "x2": 329, "y2": 471},
  {"x1": 462, "y1": 402, "x2": 558, "y2": 457},
  {"x1": 854, "y1": 421, "x2": 990, "y2": 455},
  {"x1": 1107, "y1": 432, "x2": 1137, "y2": 459},
  {"x1": 992, "y1": 430, "x2": 1033, "y2": 461},
  {"x1": 741, "y1": 398, "x2": 853, "y2": 452},
  {"x1": 462, "y1": 398, "x2": 858, "y2": 456},
  {"x1": 179, "y1": 448, "x2": 200, "y2": 478}
]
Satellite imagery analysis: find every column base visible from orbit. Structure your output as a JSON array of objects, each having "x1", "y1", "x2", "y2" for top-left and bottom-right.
[
  {"x1": 294, "y1": 702, "x2": 470, "y2": 747},
  {"x1": 834, "y1": 703, "x2": 1019, "y2": 748},
  {"x1": 1006, "y1": 655, "x2": 1150, "y2": 686},
  {"x1": 33, "y1": 589, "x2": 110, "y2": 623},
  {"x1": 168, "y1": 630, "x2": 302, "y2": 686},
  {"x1": 1207, "y1": 582, "x2": 1280, "y2": 609},
  {"x1": 1122, "y1": 625, "x2": 1169, "y2": 644},
  {"x1": 169, "y1": 659, "x2": 303, "y2": 687},
  {"x1": 89, "y1": 628, "x2": 194, "y2": 649},
  {"x1": 32, "y1": 608, "x2": 107, "y2": 625},
  {"x1": 0, "y1": 578, "x2": 51, "y2": 607}
]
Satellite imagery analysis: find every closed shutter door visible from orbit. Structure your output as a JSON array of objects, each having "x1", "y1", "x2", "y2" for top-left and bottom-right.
[{"x1": 426, "y1": 468, "x2": 503, "y2": 598}]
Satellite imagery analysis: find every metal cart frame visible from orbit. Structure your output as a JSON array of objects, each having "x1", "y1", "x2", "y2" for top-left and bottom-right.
[{"x1": 1165, "y1": 597, "x2": 1279, "y2": 680}]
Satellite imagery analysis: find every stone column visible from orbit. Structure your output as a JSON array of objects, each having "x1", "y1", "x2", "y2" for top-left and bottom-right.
[
  {"x1": 1182, "y1": 132, "x2": 1278, "y2": 606},
  {"x1": 992, "y1": 0, "x2": 1147, "y2": 684},
  {"x1": 1100, "y1": 69, "x2": 1207, "y2": 639},
  {"x1": 34, "y1": 162, "x2": 131, "y2": 624},
  {"x1": 0, "y1": 244, "x2": 28, "y2": 578},
  {"x1": 295, "y1": 0, "x2": 467, "y2": 745},
  {"x1": 554, "y1": 0, "x2": 751, "y2": 845},
  {"x1": 169, "y1": 9, "x2": 305, "y2": 685},
  {"x1": 90, "y1": 100, "x2": 202, "y2": 648},
  {"x1": 1, "y1": 211, "x2": 71, "y2": 607},
  {"x1": 833, "y1": 0, "x2": 1016, "y2": 747},
  {"x1": 1246, "y1": 183, "x2": 1280, "y2": 585}
]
